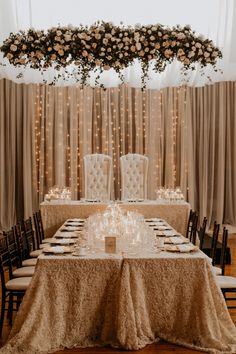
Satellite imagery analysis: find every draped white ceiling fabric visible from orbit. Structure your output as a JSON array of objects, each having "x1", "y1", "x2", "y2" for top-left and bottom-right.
[{"x1": 0, "y1": 0, "x2": 236, "y2": 88}]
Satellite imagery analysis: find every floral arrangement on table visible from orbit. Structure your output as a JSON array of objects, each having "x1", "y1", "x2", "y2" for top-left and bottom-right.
[{"x1": 0, "y1": 21, "x2": 222, "y2": 87}]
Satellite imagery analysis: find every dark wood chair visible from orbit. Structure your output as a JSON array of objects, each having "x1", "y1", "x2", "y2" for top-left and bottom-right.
[
  {"x1": 212, "y1": 227, "x2": 228, "y2": 276},
  {"x1": 189, "y1": 212, "x2": 198, "y2": 245},
  {"x1": 14, "y1": 223, "x2": 38, "y2": 267},
  {"x1": 22, "y1": 217, "x2": 42, "y2": 258},
  {"x1": 33, "y1": 211, "x2": 52, "y2": 249},
  {"x1": 198, "y1": 216, "x2": 207, "y2": 250},
  {"x1": 3, "y1": 229, "x2": 35, "y2": 278},
  {"x1": 186, "y1": 209, "x2": 194, "y2": 239},
  {"x1": 216, "y1": 228, "x2": 236, "y2": 308},
  {"x1": 0, "y1": 236, "x2": 31, "y2": 335},
  {"x1": 210, "y1": 221, "x2": 220, "y2": 266}
]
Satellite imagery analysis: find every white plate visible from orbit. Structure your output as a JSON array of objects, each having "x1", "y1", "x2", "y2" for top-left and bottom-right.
[
  {"x1": 61, "y1": 227, "x2": 83, "y2": 231},
  {"x1": 164, "y1": 236, "x2": 189, "y2": 245},
  {"x1": 165, "y1": 244, "x2": 197, "y2": 253},
  {"x1": 43, "y1": 246, "x2": 71, "y2": 254},
  {"x1": 50, "y1": 239, "x2": 75, "y2": 245},
  {"x1": 155, "y1": 226, "x2": 172, "y2": 230}
]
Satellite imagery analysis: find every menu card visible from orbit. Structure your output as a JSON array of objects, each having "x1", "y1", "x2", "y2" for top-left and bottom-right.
[{"x1": 105, "y1": 236, "x2": 116, "y2": 254}]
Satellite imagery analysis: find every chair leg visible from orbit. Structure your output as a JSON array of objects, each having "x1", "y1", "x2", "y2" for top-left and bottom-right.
[
  {"x1": 0, "y1": 292, "x2": 6, "y2": 336},
  {"x1": 8, "y1": 293, "x2": 13, "y2": 326}
]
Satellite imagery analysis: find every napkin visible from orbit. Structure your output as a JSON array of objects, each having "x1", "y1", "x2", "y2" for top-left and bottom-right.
[
  {"x1": 162, "y1": 230, "x2": 177, "y2": 237},
  {"x1": 165, "y1": 236, "x2": 189, "y2": 244},
  {"x1": 165, "y1": 244, "x2": 196, "y2": 252},
  {"x1": 43, "y1": 246, "x2": 71, "y2": 254}
]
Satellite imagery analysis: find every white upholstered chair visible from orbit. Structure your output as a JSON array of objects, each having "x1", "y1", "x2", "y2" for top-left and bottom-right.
[
  {"x1": 120, "y1": 153, "x2": 149, "y2": 200},
  {"x1": 83, "y1": 154, "x2": 113, "y2": 200}
]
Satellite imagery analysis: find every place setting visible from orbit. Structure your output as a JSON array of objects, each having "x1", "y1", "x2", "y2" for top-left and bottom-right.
[
  {"x1": 164, "y1": 244, "x2": 198, "y2": 253},
  {"x1": 42, "y1": 245, "x2": 72, "y2": 254},
  {"x1": 49, "y1": 238, "x2": 76, "y2": 245}
]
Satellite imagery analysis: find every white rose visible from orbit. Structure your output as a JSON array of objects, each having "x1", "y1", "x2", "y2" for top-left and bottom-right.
[
  {"x1": 212, "y1": 51, "x2": 218, "y2": 57},
  {"x1": 7, "y1": 53, "x2": 14, "y2": 59},
  {"x1": 177, "y1": 33, "x2": 185, "y2": 40},
  {"x1": 188, "y1": 51, "x2": 195, "y2": 58},
  {"x1": 58, "y1": 49, "x2": 64, "y2": 56},
  {"x1": 10, "y1": 44, "x2": 18, "y2": 51},
  {"x1": 177, "y1": 48, "x2": 184, "y2": 56},
  {"x1": 184, "y1": 58, "x2": 190, "y2": 65},
  {"x1": 64, "y1": 34, "x2": 71, "y2": 42}
]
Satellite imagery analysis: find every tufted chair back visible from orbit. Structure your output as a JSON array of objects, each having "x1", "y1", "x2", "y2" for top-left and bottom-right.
[
  {"x1": 83, "y1": 154, "x2": 113, "y2": 200},
  {"x1": 120, "y1": 153, "x2": 149, "y2": 200}
]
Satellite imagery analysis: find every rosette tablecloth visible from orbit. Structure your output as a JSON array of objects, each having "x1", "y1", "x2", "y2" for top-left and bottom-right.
[
  {"x1": 40, "y1": 200, "x2": 190, "y2": 237},
  {"x1": 1, "y1": 250, "x2": 236, "y2": 354}
]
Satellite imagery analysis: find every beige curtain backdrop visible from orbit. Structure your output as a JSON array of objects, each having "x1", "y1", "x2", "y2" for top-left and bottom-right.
[{"x1": 0, "y1": 79, "x2": 236, "y2": 230}]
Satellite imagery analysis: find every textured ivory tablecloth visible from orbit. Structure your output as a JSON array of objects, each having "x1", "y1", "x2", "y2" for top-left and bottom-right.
[
  {"x1": 40, "y1": 200, "x2": 190, "y2": 237},
  {"x1": 1, "y1": 250, "x2": 236, "y2": 354}
]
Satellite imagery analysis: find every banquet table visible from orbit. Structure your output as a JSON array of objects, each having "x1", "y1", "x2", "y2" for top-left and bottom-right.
[
  {"x1": 1, "y1": 241, "x2": 236, "y2": 353},
  {"x1": 40, "y1": 200, "x2": 190, "y2": 237}
]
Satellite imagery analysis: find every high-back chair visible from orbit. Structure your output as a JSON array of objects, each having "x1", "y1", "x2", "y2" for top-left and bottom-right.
[
  {"x1": 210, "y1": 221, "x2": 220, "y2": 266},
  {"x1": 120, "y1": 153, "x2": 149, "y2": 200},
  {"x1": 83, "y1": 154, "x2": 113, "y2": 201},
  {"x1": 22, "y1": 217, "x2": 42, "y2": 258},
  {"x1": 198, "y1": 216, "x2": 207, "y2": 250},
  {"x1": 33, "y1": 211, "x2": 52, "y2": 248},
  {"x1": 212, "y1": 227, "x2": 228, "y2": 276}
]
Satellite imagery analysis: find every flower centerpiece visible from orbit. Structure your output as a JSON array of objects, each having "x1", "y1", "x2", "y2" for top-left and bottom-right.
[{"x1": 0, "y1": 21, "x2": 222, "y2": 87}]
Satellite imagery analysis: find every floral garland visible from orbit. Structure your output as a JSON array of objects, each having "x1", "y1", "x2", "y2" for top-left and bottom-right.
[{"x1": 0, "y1": 21, "x2": 222, "y2": 87}]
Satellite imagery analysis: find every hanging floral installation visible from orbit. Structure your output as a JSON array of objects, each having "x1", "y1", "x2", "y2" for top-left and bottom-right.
[{"x1": 0, "y1": 21, "x2": 222, "y2": 87}]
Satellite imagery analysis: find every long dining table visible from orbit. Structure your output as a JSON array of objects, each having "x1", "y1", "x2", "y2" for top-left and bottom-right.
[
  {"x1": 40, "y1": 199, "x2": 190, "y2": 237},
  {"x1": 1, "y1": 218, "x2": 236, "y2": 354}
]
